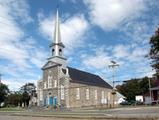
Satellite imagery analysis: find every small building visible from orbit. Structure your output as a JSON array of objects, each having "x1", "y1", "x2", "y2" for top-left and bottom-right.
[
  {"x1": 37, "y1": 9, "x2": 114, "y2": 108},
  {"x1": 150, "y1": 86, "x2": 159, "y2": 104}
]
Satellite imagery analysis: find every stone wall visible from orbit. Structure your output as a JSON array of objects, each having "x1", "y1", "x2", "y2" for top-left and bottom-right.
[
  {"x1": 41, "y1": 65, "x2": 68, "y2": 107},
  {"x1": 41, "y1": 66, "x2": 60, "y2": 106},
  {"x1": 38, "y1": 65, "x2": 115, "y2": 108},
  {"x1": 68, "y1": 82, "x2": 113, "y2": 108}
]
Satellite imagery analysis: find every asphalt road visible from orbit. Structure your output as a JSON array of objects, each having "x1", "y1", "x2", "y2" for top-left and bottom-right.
[
  {"x1": 0, "y1": 106, "x2": 159, "y2": 120},
  {"x1": 99, "y1": 106, "x2": 159, "y2": 118}
]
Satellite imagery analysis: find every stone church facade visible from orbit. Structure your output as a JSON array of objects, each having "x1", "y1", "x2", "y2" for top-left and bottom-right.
[{"x1": 37, "y1": 9, "x2": 114, "y2": 108}]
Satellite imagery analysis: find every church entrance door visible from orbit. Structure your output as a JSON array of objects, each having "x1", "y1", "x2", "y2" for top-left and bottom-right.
[
  {"x1": 53, "y1": 96, "x2": 57, "y2": 106},
  {"x1": 44, "y1": 97, "x2": 47, "y2": 106},
  {"x1": 49, "y1": 96, "x2": 53, "y2": 105}
]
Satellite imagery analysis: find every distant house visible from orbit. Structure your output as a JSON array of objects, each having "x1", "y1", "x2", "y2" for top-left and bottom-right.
[
  {"x1": 150, "y1": 86, "x2": 159, "y2": 103},
  {"x1": 116, "y1": 92, "x2": 125, "y2": 104},
  {"x1": 37, "y1": 9, "x2": 116, "y2": 108},
  {"x1": 123, "y1": 77, "x2": 158, "y2": 104}
]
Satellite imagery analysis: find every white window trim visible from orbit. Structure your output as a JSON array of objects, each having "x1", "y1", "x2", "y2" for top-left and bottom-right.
[
  {"x1": 102, "y1": 91, "x2": 104, "y2": 99},
  {"x1": 108, "y1": 92, "x2": 111, "y2": 101},
  {"x1": 54, "y1": 80, "x2": 57, "y2": 88},
  {"x1": 86, "y1": 88, "x2": 89, "y2": 100},
  {"x1": 61, "y1": 85, "x2": 65, "y2": 100},
  {"x1": 94, "y1": 90, "x2": 97, "y2": 100},
  {"x1": 39, "y1": 89, "x2": 43, "y2": 101},
  {"x1": 101, "y1": 91, "x2": 105, "y2": 103},
  {"x1": 76, "y1": 88, "x2": 80, "y2": 100},
  {"x1": 48, "y1": 76, "x2": 52, "y2": 88}
]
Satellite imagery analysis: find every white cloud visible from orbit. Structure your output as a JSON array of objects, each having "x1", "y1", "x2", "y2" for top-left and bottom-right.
[
  {"x1": 0, "y1": 0, "x2": 47, "y2": 90},
  {"x1": 83, "y1": 0, "x2": 146, "y2": 30},
  {"x1": 0, "y1": 0, "x2": 47, "y2": 69},
  {"x1": 38, "y1": 14, "x2": 53, "y2": 39},
  {"x1": 0, "y1": 1, "x2": 30, "y2": 68},
  {"x1": 113, "y1": 44, "x2": 130, "y2": 59},
  {"x1": 82, "y1": 47, "x2": 112, "y2": 69},
  {"x1": 128, "y1": 47, "x2": 148, "y2": 62},
  {"x1": 81, "y1": 43, "x2": 153, "y2": 83},
  {"x1": 3, "y1": 78, "x2": 38, "y2": 91},
  {"x1": 0, "y1": 0, "x2": 33, "y2": 24},
  {"x1": 3, "y1": 79, "x2": 23, "y2": 91},
  {"x1": 30, "y1": 47, "x2": 48, "y2": 68},
  {"x1": 38, "y1": 13, "x2": 89, "y2": 54}
]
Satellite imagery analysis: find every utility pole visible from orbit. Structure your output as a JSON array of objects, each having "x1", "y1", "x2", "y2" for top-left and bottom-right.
[
  {"x1": 109, "y1": 61, "x2": 119, "y2": 108},
  {"x1": 148, "y1": 77, "x2": 152, "y2": 104}
]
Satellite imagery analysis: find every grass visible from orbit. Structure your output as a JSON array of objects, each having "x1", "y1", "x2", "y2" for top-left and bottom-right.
[{"x1": 0, "y1": 107, "x2": 25, "y2": 111}]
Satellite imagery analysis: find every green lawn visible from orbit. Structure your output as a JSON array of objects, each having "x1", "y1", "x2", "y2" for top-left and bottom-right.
[{"x1": 0, "y1": 107, "x2": 24, "y2": 111}]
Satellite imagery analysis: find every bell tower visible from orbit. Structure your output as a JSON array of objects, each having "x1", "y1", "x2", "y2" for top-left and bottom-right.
[{"x1": 48, "y1": 8, "x2": 66, "y2": 66}]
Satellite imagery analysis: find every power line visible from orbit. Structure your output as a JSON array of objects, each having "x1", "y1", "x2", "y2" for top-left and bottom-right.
[{"x1": 105, "y1": 70, "x2": 154, "y2": 80}]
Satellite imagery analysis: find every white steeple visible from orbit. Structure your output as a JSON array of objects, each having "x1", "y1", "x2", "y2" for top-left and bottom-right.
[
  {"x1": 54, "y1": 8, "x2": 61, "y2": 44},
  {"x1": 48, "y1": 8, "x2": 66, "y2": 66}
]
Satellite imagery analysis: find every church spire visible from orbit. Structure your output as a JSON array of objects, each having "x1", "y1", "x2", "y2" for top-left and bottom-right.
[
  {"x1": 54, "y1": 8, "x2": 61, "y2": 44},
  {"x1": 48, "y1": 7, "x2": 66, "y2": 66}
]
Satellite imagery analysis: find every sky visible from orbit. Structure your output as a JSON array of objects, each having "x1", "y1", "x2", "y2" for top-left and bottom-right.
[{"x1": 0, "y1": 0, "x2": 159, "y2": 91}]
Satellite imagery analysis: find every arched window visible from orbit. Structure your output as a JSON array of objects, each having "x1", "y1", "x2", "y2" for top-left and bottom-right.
[
  {"x1": 59, "y1": 49, "x2": 62, "y2": 56},
  {"x1": 48, "y1": 76, "x2": 52, "y2": 88},
  {"x1": 52, "y1": 49, "x2": 54, "y2": 56}
]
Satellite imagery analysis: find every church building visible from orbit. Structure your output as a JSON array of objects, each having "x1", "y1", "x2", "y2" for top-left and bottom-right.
[{"x1": 37, "y1": 9, "x2": 114, "y2": 108}]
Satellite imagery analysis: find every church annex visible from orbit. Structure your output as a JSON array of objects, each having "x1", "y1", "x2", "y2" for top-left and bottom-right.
[{"x1": 37, "y1": 9, "x2": 114, "y2": 108}]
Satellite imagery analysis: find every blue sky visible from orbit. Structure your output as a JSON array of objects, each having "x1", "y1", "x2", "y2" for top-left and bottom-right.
[{"x1": 0, "y1": 0, "x2": 159, "y2": 91}]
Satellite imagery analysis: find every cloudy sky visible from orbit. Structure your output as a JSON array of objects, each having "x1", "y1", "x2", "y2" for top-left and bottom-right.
[{"x1": 0, "y1": 0, "x2": 158, "y2": 91}]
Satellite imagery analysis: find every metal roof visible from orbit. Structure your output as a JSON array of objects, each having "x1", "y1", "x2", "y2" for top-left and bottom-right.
[{"x1": 68, "y1": 67, "x2": 113, "y2": 89}]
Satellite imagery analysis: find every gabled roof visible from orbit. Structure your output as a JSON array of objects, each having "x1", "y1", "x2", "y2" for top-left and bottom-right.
[
  {"x1": 42, "y1": 61, "x2": 61, "y2": 70},
  {"x1": 68, "y1": 67, "x2": 113, "y2": 89}
]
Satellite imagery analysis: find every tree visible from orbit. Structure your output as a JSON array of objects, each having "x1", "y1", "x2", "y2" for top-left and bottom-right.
[
  {"x1": 116, "y1": 77, "x2": 155, "y2": 102},
  {"x1": 20, "y1": 83, "x2": 36, "y2": 96},
  {"x1": 22, "y1": 91, "x2": 30, "y2": 107},
  {"x1": 0, "y1": 83, "x2": 9, "y2": 106},
  {"x1": 149, "y1": 27, "x2": 159, "y2": 77},
  {"x1": 19, "y1": 83, "x2": 36, "y2": 107},
  {"x1": 6, "y1": 92, "x2": 22, "y2": 107},
  {"x1": 139, "y1": 77, "x2": 155, "y2": 95},
  {"x1": 116, "y1": 79, "x2": 140, "y2": 101}
]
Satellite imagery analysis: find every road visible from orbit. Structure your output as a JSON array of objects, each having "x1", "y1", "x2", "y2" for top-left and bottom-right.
[
  {"x1": 0, "y1": 106, "x2": 159, "y2": 120},
  {"x1": 101, "y1": 107, "x2": 159, "y2": 118}
]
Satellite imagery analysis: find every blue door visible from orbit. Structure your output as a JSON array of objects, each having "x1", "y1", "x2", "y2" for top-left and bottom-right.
[
  {"x1": 53, "y1": 96, "x2": 57, "y2": 106},
  {"x1": 44, "y1": 97, "x2": 47, "y2": 106},
  {"x1": 49, "y1": 96, "x2": 53, "y2": 105}
]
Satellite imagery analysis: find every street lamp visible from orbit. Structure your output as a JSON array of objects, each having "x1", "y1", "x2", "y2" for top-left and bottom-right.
[{"x1": 108, "y1": 61, "x2": 119, "y2": 108}]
